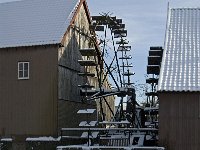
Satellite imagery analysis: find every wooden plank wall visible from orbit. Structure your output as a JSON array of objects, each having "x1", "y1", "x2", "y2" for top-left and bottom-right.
[
  {"x1": 57, "y1": 4, "x2": 115, "y2": 129},
  {"x1": 159, "y1": 92, "x2": 200, "y2": 150},
  {"x1": 0, "y1": 45, "x2": 58, "y2": 137},
  {"x1": 58, "y1": 4, "x2": 91, "y2": 102}
]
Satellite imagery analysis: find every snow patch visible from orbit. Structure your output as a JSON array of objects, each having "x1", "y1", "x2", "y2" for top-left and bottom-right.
[
  {"x1": 1, "y1": 138, "x2": 13, "y2": 142},
  {"x1": 26, "y1": 136, "x2": 61, "y2": 142},
  {"x1": 77, "y1": 109, "x2": 96, "y2": 114}
]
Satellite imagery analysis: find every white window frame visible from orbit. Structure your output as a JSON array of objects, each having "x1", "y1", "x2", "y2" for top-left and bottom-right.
[{"x1": 18, "y1": 62, "x2": 29, "y2": 80}]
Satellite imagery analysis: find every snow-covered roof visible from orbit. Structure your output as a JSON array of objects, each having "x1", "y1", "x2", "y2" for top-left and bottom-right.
[
  {"x1": 0, "y1": 0, "x2": 81, "y2": 48},
  {"x1": 158, "y1": 8, "x2": 200, "y2": 92}
]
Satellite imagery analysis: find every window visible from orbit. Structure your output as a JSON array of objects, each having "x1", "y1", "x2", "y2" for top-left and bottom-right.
[{"x1": 18, "y1": 62, "x2": 29, "y2": 79}]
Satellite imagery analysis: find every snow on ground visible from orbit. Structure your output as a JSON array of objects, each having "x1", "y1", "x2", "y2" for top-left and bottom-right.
[
  {"x1": 0, "y1": 138, "x2": 13, "y2": 142},
  {"x1": 26, "y1": 136, "x2": 61, "y2": 141}
]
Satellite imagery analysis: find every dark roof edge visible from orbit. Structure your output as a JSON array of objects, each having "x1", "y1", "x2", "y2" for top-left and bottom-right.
[
  {"x1": 158, "y1": 90, "x2": 200, "y2": 93},
  {"x1": 170, "y1": 7, "x2": 200, "y2": 9},
  {"x1": 0, "y1": 43, "x2": 60, "y2": 49}
]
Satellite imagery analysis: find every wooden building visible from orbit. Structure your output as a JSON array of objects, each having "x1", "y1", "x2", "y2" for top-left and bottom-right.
[
  {"x1": 0, "y1": 0, "x2": 114, "y2": 141},
  {"x1": 158, "y1": 8, "x2": 200, "y2": 150}
]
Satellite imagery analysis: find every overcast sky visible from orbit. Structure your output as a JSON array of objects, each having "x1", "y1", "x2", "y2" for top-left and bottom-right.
[{"x1": 1, "y1": 0, "x2": 200, "y2": 102}]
